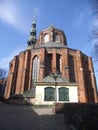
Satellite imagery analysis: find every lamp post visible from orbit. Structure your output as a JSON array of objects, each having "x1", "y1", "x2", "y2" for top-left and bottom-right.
[{"x1": 50, "y1": 72, "x2": 61, "y2": 103}]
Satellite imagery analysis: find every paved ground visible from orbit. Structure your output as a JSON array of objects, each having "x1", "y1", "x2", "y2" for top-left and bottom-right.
[
  {"x1": 33, "y1": 107, "x2": 54, "y2": 115},
  {"x1": 0, "y1": 101, "x2": 71, "y2": 130}
]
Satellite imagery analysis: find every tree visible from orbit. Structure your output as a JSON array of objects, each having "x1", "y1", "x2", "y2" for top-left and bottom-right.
[
  {"x1": 91, "y1": 0, "x2": 98, "y2": 15},
  {"x1": 90, "y1": 0, "x2": 98, "y2": 61},
  {"x1": 0, "y1": 68, "x2": 6, "y2": 79},
  {"x1": 0, "y1": 68, "x2": 7, "y2": 99}
]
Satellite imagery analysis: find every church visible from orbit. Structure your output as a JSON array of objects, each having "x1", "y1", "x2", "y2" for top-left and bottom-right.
[{"x1": 4, "y1": 19, "x2": 98, "y2": 105}]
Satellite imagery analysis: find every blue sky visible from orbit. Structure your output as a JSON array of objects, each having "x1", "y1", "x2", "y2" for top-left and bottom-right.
[{"x1": 0, "y1": 0, "x2": 98, "y2": 86}]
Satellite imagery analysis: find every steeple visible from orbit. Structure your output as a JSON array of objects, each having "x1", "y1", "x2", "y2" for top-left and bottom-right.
[{"x1": 27, "y1": 17, "x2": 36, "y2": 46}]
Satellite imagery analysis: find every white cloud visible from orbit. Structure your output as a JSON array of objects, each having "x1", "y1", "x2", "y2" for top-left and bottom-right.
[
  {"x1": 0, "y1": 0, "x2": 18, "y2": 27},
  {"x1": 0, "y1": 0, "x2": 29, "y2": 33},
  {"x1": 75, "y1": 12, "x2": 85, "y2": 29},
  {"x1": 0, "y1": 0, "x2": 40, "y2": 34},
  {"x1": 0, "y1": 48, "x2": 23, "y2": 70},
  {"x1": 72, "y1": 8, "x2": 91, "y2": 30}
]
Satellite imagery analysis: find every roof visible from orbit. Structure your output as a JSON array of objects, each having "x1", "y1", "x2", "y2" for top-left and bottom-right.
[
  {"x1": 26, "y1": 45, "x2": 34, "y2": 50},
  {"x1": 37, "y1": 41, "x2": 66, "y2": 48},
  {"x1": 42, "y1": 75, "x2": 69, "y2": 83},
  {"x1": 42, "y1": 25, "x2": 64, "y2": 33}
]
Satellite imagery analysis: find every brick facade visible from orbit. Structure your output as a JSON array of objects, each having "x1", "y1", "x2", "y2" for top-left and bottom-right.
[{"x1": 4, "y1": 25, "x2": 98, "y2": 103}]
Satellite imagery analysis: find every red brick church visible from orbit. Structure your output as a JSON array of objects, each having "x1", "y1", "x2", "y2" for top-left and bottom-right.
[{"x1": 4, "y1": 20, "x2": 98, "y2": 105}]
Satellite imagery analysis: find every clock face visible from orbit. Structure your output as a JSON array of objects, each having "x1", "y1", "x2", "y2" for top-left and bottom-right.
[{"x1": 44, "y1": 34, "x2": 49, "y2": 43}]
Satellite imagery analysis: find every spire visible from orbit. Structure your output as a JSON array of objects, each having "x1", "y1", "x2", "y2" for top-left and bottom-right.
[{"x1": 27, "y1": 16, "x2": 36, "y2": 46}]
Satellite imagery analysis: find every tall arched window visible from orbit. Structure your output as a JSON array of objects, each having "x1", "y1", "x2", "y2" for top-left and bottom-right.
[
  {"x1": 44, "y1": 87, "x2": 54, "y2": 101},
  {"x1": 45, "y1": 54, "x2": 52, "y2": 77},
  {"x1": 44, "y1": 34, "x2": 49, "y2": 43},
  {"x1": 57, "y1": 54, "x2": 62, "y2": 73},
  {"x1": 60, "y1": 56, "x2": 62, "y2": 73},
  {"x1": 69, "y1": 55, "x2": 75, "y2": 82},
  {"x1": 32, "y1": 56, "x2": 39, "y2": 82},
  {"x1": 59, "y1": 87, "x2": 69, "y2": 101}
]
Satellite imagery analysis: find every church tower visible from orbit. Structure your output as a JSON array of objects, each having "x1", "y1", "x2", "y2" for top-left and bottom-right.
[
  {"x1": 27, "y1": 19, "x2": 36, "y2": 50},
  {"x1": 28, "y1": 20, "x2": 36, "y2": 45}
]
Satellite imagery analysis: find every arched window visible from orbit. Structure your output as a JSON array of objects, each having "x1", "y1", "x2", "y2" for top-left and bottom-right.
[
  {"x1": 54, "y1": 33, "x2": 60, "y2": 42},
  {"x1": 57, "y1": 54, "x2": 62, "y2": 73},
  {"x1": 45, "y1": 54, "x2": 52, "y2": 77},
  {"x1": 59, "y1": 87, "x2": 69, "y2": 101},
  {"x1": 44, "y1": 34, "x2": 49, "y2": 43},
  {"x1": 60, "y1": 57, "x2": 62, "y2": 73},
  {"x1": 44, "y1": 87, "x2": 54, "y2": 101},
  {"x1": 69, "y1": 56, "x2": 75, "y2": 82},
  {"x1": 32, "y1": 56, "x2": 39, "y2": 82}
]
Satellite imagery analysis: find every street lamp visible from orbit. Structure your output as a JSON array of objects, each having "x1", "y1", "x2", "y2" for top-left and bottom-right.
[{"x1": 50, "y1": 72, "x2": 61, "y2": 103}]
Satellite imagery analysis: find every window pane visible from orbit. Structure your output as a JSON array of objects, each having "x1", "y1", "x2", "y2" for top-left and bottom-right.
[
  {"x1": 54, "y1": 34, "x2": 60, "y2": 42},
  {"x1": 44, "y1": 34, "x2": 49, "y2": 43},
  {"x1": 32, "y1": 56, "x2": 39, "y2": 82},
  {"x1": 45, "y1": 87, "x2": 54, "y2": 101},
  {"x1": 69, "y1": 55, "x2": 75, "y2": 82},
  {"x1": 59, "y1": 87, "x2": 69, "y2": 101}
]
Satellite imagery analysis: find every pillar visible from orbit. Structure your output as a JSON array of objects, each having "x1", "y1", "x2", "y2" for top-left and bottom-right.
[
  {"x1": 39, "y1": 48, "x2": 45, "y2": 81},
  {"x1": 4, "y1": 56, "x2": 18, "y2": 99},
  {"x1": 88, "y1": 57, "x2": 98, "y2": 102},
  {"x1": 52, "y1": 49, "x2": 57, "y2": 73},
  {"x1": 15, "y1": 51, "x2": 25, "y2": 94},
  {"x1": 76, "y1": 51, "x2": 87, "y2": 102}
]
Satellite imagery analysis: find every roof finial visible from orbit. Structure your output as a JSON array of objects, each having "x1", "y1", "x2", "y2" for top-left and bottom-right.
[
  {"x1": 32, "y1": 11, "x2": 36, "y2": 24},
  {"x1": 32, "y1": 8, "x2": 39, "y2": 24}
]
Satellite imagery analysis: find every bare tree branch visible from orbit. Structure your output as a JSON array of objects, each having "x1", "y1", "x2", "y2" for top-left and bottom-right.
[
  {"x1": 0, "y1": 68, "x2": 6, "y2": 79},
  {"x1": 90, "y1": 0, "x2": 98, "y2": 15},
  {"x1": 90, "y1": 0, "x2": 98, "y2": 63},
  {"x1": 92, "y1": 26, "x2": 98, "y2": 39}
]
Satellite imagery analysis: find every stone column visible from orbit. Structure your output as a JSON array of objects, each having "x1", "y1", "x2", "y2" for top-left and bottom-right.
[
  {"x1": 88, "y1": 57, "x2": 98, "y2": 102},
  {"x1": 52, "y1": 49, "x2": 57, "y2": 73},
  {"x1": 4, "y1": 56, "x2": 18, "y2": 99},
  {"x1": 63, "y1": 49, "x2": 70, "y2": 80},
  {"x1": 4, "y1": 72, "x2": 13, "y2": 99},
  {"x1": 76, "y1": 51, "x2": 87, "y2": 102},
  {"x1": 21, "y1": 50, "x2": 31, "y2": 92},
  {"x1": 15, "y1": 51, "x2": 25, "y2": 94},
  {"x1": 50, "y1": 29, "x2": 53, "y2": 41},
  {"x1": 39, "y1": 48, "x2": 45, "y2": 82},
  {"x1": 28, "y1": 54, "x2": 33, "y2": 90}
]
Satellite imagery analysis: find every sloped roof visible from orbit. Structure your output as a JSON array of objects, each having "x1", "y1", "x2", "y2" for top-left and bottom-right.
[
  {"x1": 42, "y1": 25, "x2": 64, "y2": 33},
  {"x1": 26, "y1": 45, "x2": 34, "y2": 50},
  {"x1": 37, "y1": 41, "x2": 66, "y2": 48},
  {"x1": 42, "y1": 75, "x2": 69, "y2": 83}
]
